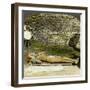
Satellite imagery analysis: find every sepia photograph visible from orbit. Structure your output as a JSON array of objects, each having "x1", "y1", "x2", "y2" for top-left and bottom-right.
[{"x1": 23, "y1": 12, "x2": 80, "y2": 78}]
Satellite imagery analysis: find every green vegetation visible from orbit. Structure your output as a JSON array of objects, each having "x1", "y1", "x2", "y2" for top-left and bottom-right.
[{"x1": 29, "y1": 40, "x2": 79, "y2": 58}]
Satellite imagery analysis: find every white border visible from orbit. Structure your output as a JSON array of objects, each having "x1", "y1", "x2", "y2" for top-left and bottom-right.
[{"x1": 18, "y1": 6, "x2": 86, "y2": 84}]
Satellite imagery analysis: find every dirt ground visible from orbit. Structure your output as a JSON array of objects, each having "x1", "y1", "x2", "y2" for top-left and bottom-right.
[{"x1": 24, "y1": 65, "x2": 80, "y2": 77}]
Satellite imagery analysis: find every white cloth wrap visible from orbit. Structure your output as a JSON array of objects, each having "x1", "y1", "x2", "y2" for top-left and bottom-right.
[{"x1": 24, "y1": 31, "x2": 32, "y2": 40}]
